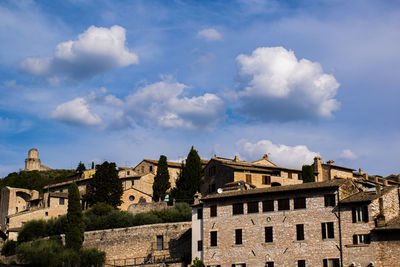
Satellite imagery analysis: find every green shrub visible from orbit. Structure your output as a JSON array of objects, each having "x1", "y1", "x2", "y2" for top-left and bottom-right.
[
  {"x1": 80, "y1": 248, "x2": 106, "y2": 267},
  {"x1": 1, "y1": 239, "x2": 17, "y2": 256},
  {"x1": 17, "y1": 219, "x2": 47, "y2": 243},
  {"x1": 16, "y1": 239, "x2": 105, "y2": 267},
  {"x1": 85, "y1": 202, "x2": 114, "y2": 217},
  {"x1": 131, "y1": 212, "x2": 162, "y2": 226},
  {"x1": 191, "y1": 257, "x2": 205, "y2": 267}
]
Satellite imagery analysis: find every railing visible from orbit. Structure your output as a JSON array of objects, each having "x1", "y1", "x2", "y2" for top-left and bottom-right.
[{"x1": 104, "y1": 255, "x2": 182, "y2": 267}]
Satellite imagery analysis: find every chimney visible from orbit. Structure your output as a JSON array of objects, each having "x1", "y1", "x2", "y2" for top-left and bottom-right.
[
  {"x1": 375, "y1": 176, "x2": 379, "y2": 183},
  {"x1": 326, "y1": 160, "x2": 335, "y2": 165},
  {"x1": 359, "y1": 168, "x2": 364, "y2": 175},
  {"x1": 263, "y1": 154, "x2": 269, "y2": 160},
  {"x1": 233, "y1": 155, "x2": 239, "y2": 162},
  {"x1": 383, "y1": 179, "x2": 388, "y2": 186},
  {"x1": 313, "y1": 156, "x2": 323, "y2": 182},
  {"x1": 364, "y1": 173, "x2": 369, "y2": 180},
  {"x1": 375, "y1": 185, "x2": 386, "y2": 227}
]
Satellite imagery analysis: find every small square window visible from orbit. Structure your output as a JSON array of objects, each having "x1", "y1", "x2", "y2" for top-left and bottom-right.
[
  {"x1": 247, "y1": 201, "x2": 259, "y2": 213},
  {"x1": 197, "y1": 240, "x2": 203, "y2": 251},
  {"x1": 288, "y1": 172, "x2": 293, "y2": 179},
  {"x1": 59, "y1": 198, "x2": 64, "y2": 205},
  {"x1": 323, "y1": 258, "x2": 339, "y2": 267},
  {"x1": 352, "y1": 206, "x2": 369, "y2": 223},
  {"x1": 278, "y1": 199, "x2": 290, "y2": 210},
  {"x1": 262, "y1": 176, "x2": 271, "y2": 185},
  {"x1": 321, "y1": 222, "x2": 334, "y2": 239},
  {"x1": 246, "y1": 174, "x2": 252, "y2": 183},
  {"x1": 294, "y1": 197, "x2": 306, "y2": 209},
  {"x1": 324, "y1": 194, "x2": 336, "y2": 207},
  {"x1": 298, "y1": 260, "x2": 306, "y2": 267},
  {"x1": 296, "y1": 224, "x2": 304, "y2": 241},
  {"x1": 353, "y1": 234, "x2": 370, "y2": 244},
  {"x1": 265, "y1": 262, "x2": 274, "y2": 267},
  {"x1": 45, "y1": 212, "x2": 48, "y2": 216},
  {"x1": 233, "y1": 203, "x2": 244, "y2": 215},
  {"x1": 262, "y1": 200, "x2": 274, "y2": 212}
]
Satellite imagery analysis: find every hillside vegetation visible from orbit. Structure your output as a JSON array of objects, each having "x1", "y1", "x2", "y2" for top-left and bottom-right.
[{"x1": 0, "y1": 169, "x2": 75, "y2": 194}]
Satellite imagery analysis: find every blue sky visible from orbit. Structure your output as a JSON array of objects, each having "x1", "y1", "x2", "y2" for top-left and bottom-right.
[{"x1": 1, "y1": 0, "x2": 399, "y2": 177}]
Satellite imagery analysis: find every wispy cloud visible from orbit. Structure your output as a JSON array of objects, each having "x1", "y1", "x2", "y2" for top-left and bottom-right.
[{"x1": 197, "y1": 28, "x2": 222, "y2": 41}]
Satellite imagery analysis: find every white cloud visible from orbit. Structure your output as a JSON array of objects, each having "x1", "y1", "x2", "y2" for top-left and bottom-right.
[
  {"x1": 237, "y1": 139, "x2": 319, "y2": 168},
  {"x1": 20, "y1": 25, "x2": 138, "y2": 82},
  {"x1": 339, "y1": 149, "x2": 358, "y2": 161},
  {"x1": 236, "y1": 46, "x2": 340, "y2": 121},
  {"x1": 125, "y1": 78, "x2": 224, "y2": 130},
  {"x1": 3, "y1": 80, "x2": 23, "y2": 89},
  {"x1": 50, "y1": 97, "x2": 102, "y2": 126},
  {"x1": 197, "y1": 28, "x2": 222, "y2": 41}
]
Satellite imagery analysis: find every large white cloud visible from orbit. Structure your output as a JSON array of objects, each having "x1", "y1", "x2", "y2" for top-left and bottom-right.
[
  {"x1": 50, "y1": 98, "x2": 102, "y2": 126},
  {"x1": 237, "y1": 139, "x2": 319, "y2": 168},
  {"x1": 125, "y1": 78, "x2": 224, "y2": 130},
  {"x1": 339, "y1": 149, "x2": 358, "y2": 161},
  {"x1": 236, "y1": 46, "x2": 340, "y2": 121},
  {"x1": 20, "y1": 25, "x2": 138, "y2": 82}
]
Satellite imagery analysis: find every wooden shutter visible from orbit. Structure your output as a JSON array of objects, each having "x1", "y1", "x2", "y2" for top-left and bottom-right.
[
  {"x1": 321, "y1": 223, "x2": 326, "y2": 239},
  {"x1": 323, "y1": 259, "x2": 328, "y2": 267},
  {"x1": 353, "y1": 235, "x2": 358, "y2": 244},
  {"x1": 352, "y1": 207, "x2": 356, "y2": 223}
]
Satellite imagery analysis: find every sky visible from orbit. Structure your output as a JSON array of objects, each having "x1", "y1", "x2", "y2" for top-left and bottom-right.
[{"x1": 0, "y1": 0, "x2": 399, "y2": 177}]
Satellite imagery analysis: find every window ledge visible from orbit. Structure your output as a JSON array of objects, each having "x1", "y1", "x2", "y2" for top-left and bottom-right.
[
  {"x1": 322, "y1": 238, "x2": 336, "y2": 241},
  {"x1": 345, "y1": 244, "x2": 369, "y2": 248},
  {"x1": 262, "y1": 242, "x2": 275, "y2": 246},
  {"x1": 293, "y1": 240, "x2": 305, "y2": 243},
  {"x1": 208, "y1": 246, "x2": 218, "y2": 249},
  {"x1": 232, "y1": 244, "x2": 244, "y2": 247}
]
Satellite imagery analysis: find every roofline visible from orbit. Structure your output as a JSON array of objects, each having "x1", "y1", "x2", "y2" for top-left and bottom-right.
[
  {"x1": 201, "y1": 179, "x2": 347, "y2": 201},
  {"x1": 322, "y1": 163, "x2": 355, "y2": 171},
  {"x1": 205, "y1": 158, "x2": 302, "y2": 172}
]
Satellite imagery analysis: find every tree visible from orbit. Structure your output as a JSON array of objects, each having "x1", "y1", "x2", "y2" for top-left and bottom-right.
[
  {"x1": 302, "y1": 165, "x2": 315, "y2": 183},
  {"x1": 152, "y1": 155, "x2": 171, "y2": 202},
  {"x1": 91, "y1": 161, "x2": 94, "y2": 170},
  {"x1": 191, "y1": 257, "x2": 205, "y2": 267},
  {"x1": 66, "y1": 183, "x2": 85, "y2": 251},
  {"x1": 76, "y1": 161, "x2": 86, "y2": 174},
  {"x1": 175, "y1": 146, "x2": 202, "y2": 202},
  {"x1": 85, "y1": 161, "x2": 123, "y2": 208}
]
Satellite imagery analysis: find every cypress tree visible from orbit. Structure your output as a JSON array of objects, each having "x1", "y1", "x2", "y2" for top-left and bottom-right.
[
  {"x1": 302, "y1": 165, "x2": 315, "y2": 183},
  {"x1": 175, "y1": 146, "x2": 202, "y2": 201},
  {"x1": 91, "y1": 161, "x2": 94, "y2": 170},
  {"x1": 152, "y1": 155, "x2": 171, "y2": 202},
  {"x1": 76, "y1": 161, "x2": 86, "y2": 174},
  {"x1": 65, "y1": 183, "x2": 85, "y2": 251},
  {"x1": 85, "y1": 161, "x2": 123, "y2": 208}
]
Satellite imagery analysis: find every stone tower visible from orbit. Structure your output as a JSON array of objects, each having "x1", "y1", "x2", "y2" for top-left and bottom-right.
[{"x1": 24, "y1": 149, "x2": 51, "y2": 171}]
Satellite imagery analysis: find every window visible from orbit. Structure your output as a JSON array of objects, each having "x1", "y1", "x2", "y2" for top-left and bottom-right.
[
  {"x1": 324, "y1": 194, "x2": 336, "y2": 207},
  {"x1": 298, "y1": 173, "x2": 303, "y2": 180},
  {"x1": 288, "y1": 172, "x2": 293, "y2": 179},
  {"x1": 265, "y1": 262, "x2": 274, "y2": 267},
  {"x1": 294, "y1": 197, "x2": 306, "y2": 209},
  {"x1": 262, "y1": 175, "x2": 271, "y2": 185},
  {"x1": 127, "y1": 171, "x2": 130, "y2": 175},
  {"x1": 131, "y1": 179, "x2": 135, "y2": 186},
  {"x1": 265, "y1": 227, "x2": 273, "y2": 243},
  {"x1": 353, "y1": 234, "x2": 370, "y2": 245},
  {"x1": 197, "y1": 208, "x2": 203, "y2": 219},
  {"x1": 210, "y1": 205, "x2": 217, "y2": 217},
  {"x1": 246, "y1": 174, "x2": 252, "y2": 183},
  {"x1": 149, "y1": 166, "x2": 153, "y2": 172},
  {"x1": 278, "y1": 199, "x2": 290, "y2": 210},
  {"x1": 59, "y1": 198, "x2": 65, "y2": 205},
  {"x1": 247, "y1": 201, "x2": 259, "y2": 213},
  {"x1": 197, "y1": 240, "x2": 203, "y2": 251},
  {"x1": 235, "y1": 229, "x2": 242, "y2": 245},
  {"x1": 263, "y1": 200, "x2": 274, "y2": 212},
  {"x1": 207, "y1": 266, "x2": 221, "y2": 267},
  {"x1": 59, "y1": 189, "x2": 63, "y2": 192},
  {"x1": 233, "y1": 203, "x2": 244, "y2": 215},
  {"x1": 298, "y1": 260, "x2": 306, "y2": 267},
  {"x1": 45, "y1": 212, "x2": 48, "y2": 216},
  {"x1": 321, "y1": 222, "x2": 334, "y2": 239},
  {"x1": 210, "y1": 231, "x2": 217, "y2": 247},
  {"x1": 141, "y1": 166, "x2": 144, "y2": 173},
  {"x1": 232, "y1": 264, "x2": 246, "y2": 267},
  {"x1": 156, "y1": 235, "x2": 163, "y2": 250},
  {"x1": 296, "y1": 224, "x2": 304, "y2": 241},
  {"x1": 323, "y1": 258, "x2": 339, "y2": 267},
  {"x1": 209, "y1": 166, "x2": 216, "y2": 176},
  {"x1": 129, "y1": 195, "x2": 135, "y2": 201},
  {"x1": 352, "y1": 206, "x2": 369, "y2": 223}
]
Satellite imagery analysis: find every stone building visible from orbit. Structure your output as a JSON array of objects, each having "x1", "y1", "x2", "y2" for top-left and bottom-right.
[
  {"x1": 192, "y1": 179, "x2": 400, "y2": 267},
  {"x1": 202, "y1": 155, "x2": 303, "y2": 196},
  {"x1": 0, "y1": 187, "x2": 69, "y2": 240},
  {"x1": 24, "y1": 148, "x2": 51, "y2": 171}
]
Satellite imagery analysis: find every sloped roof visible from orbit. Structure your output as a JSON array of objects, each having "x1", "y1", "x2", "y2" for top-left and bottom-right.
[
  {"x1": 142, "y1": 159, "x2": 209, "y2": 168},
  {"x1": 209, "y1": 157, "x2": 301, "y2": 172},
  {"x1": 202, "y1": 179, "x2": 348, "y2": 201},
  {"x1": 340, "y1": 186, "x2": 396, "y2": 203}
]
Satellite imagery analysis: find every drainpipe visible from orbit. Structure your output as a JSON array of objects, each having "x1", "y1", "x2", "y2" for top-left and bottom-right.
[{"x1": 337, "y1": 189, "x2": 343, "y2": 267}]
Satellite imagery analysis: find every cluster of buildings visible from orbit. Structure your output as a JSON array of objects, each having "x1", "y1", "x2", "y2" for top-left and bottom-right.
[{"x1": 1, "y1": 149, "x2": 400, "y2": 266}]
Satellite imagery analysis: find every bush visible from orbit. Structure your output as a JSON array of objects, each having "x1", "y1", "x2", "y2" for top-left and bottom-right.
[
  {"x1": 16, "y1": 239, "x2": 105, "y2": 267},
  {"x1": 17, "y1": 219, "x2": 47, "y2": 243},
  {"x1": 191, "y1": 257, "x2": 205, "y2": 267},
  {"x1": 80, "y1": 248, "x2": 106, "y2": 267},
  {"x1": 131, "y1": 212, "x2": 162, "y2": 226},
  {"x1": 1, "y1": 239, "x2": 17, "y2": 256}
]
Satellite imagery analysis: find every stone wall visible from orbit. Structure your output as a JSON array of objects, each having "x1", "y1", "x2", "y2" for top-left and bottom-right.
[
  {"x1": 127, "y1": 201, "x2": 168, "y2": 214},
  {"x1": 83, "y1": 222, "x2": 191, "y2": 265}
]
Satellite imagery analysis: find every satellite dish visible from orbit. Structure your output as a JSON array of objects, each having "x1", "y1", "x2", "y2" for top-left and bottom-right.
[{"x1": 217, "y1": 188, "x2": 223, "y2": 194}]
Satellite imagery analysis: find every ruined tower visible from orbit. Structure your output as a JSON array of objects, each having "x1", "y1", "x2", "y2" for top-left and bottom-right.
[{"x1": 24, "y1": 149, "x2": 51, "y2": 171}]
